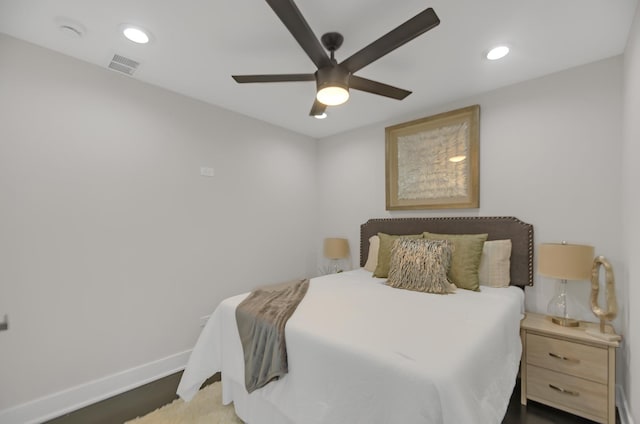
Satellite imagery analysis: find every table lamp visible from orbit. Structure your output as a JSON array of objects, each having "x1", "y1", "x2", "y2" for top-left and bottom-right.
[
  {"x1": 324, "y1": 238, "x2": 349, "y2": 273},
  {"x1": 538, "y1": 242, "x2": 594, "y2": 327}
]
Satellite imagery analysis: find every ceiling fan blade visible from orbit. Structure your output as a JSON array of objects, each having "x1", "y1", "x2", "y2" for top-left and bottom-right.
[
  {"x1": 232, "y1": 74, "x2": 315, "y2": 83},
  {"x1": 350, "y1": 76, "x2": 411, "y2": 100},
  {"x1": 265, "y1": 0, "x2": 332, "y2": 69},
  {"x1": 309, "y1": 99, "x2": 327, "y2": 116},
  {"x1": 341, "y1": 8, "x2": 440, "y2": 73}
]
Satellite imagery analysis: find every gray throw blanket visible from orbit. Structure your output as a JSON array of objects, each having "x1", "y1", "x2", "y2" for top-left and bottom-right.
[{"x1": 235, "y1": 278, "x2": 309, "y2": 393}]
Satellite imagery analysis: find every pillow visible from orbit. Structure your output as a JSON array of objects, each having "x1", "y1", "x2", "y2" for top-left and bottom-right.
[
  {"x1": 363, "y1": 235, "x2": 380, "y2": 272},
  {"x1": 373, "y1": 232, "x2": 422, "y2": 278},
  {"x1": 422, "y1": 232, "x2": 488, "y2": 291},
  {"x1": 386, "y1": 239, "x2": 456, "y2": 294},
  {"x1": 478, "y1": 239, "x2": 512, "y2": 288}
]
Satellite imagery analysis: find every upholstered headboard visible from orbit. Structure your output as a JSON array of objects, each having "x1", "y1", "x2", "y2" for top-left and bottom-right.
[{"x1": 360, "y1": 216, "x2": 534, "y2": 287}]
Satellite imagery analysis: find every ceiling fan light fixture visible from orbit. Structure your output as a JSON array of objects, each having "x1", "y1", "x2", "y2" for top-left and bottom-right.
[
  {"x1": 316, "y1": 66, "x2": 350, "y2": 106},
  {"x1": 317, "y1": 85, "x2": 349, "y2": 106}
]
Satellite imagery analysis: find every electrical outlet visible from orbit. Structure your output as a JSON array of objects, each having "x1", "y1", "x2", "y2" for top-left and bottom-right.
[{"x1": 200, "y1": 315, "x2": 210, "y2": 328}]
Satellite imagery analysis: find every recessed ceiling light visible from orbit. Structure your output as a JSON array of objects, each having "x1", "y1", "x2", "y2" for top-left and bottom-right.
[
  {"x1": 486, "y1": 45, "x2": 509, "y2": 60},
  {"x1": 314, "y1": 113, "x2": 327, "y2": 119},
  {"x1": 449, "y1": 155, "x2": 466, "y2": 163},
  {"x1": 122, "y1": 25, "x2": 150, "y2": 44}
]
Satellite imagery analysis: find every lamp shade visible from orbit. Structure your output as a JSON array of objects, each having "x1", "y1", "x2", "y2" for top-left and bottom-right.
[
  {"x1": 324, "y1": 238, "x2": 349, "y2": 259},
  {"x1": 538, "y1": 243, "x2": 594, "y2": 280}
]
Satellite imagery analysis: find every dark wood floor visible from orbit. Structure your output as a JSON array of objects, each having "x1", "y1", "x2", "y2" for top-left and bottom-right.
[{"x1": 45, "y1": 374, "x2": 616, "y2": 424}]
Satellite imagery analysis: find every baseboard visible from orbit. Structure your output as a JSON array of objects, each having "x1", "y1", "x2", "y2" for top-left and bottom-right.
[
  {"x1": 2, "y1": 362, "x2": 631, "y2": 424},
  {"x1": 0, "y1": 350, "x2": 192, "y2": 424},
  {"x1": 617, "y1": 383, "x2": 635, "y2": 424}
]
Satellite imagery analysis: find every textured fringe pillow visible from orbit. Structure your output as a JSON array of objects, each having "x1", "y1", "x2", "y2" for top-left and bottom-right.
[
  {"x1": 363, "y1": 235, "x2": 380, "y2": 272},
  {"x1": 478, "y1": 239, "x2": 512, "y2": 287},
  {"x1": 386, "y1": 239, "x2": 456, "y2": 294},
  {"x1": 422, "y1": 232, "x2": 488, "y2": 291}
]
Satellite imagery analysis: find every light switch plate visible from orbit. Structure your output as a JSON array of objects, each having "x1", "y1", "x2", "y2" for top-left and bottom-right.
[{"x1": 200, "y1": 167, "x2": 215, "y2": 177}]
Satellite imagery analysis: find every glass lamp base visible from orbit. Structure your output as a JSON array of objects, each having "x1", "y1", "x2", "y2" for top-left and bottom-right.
[
  {"x1": 550, "y1": 316, "x2": 579, "y2": 327},
  {"x1": 547, "y1": 279, "x2": 580, "y2": 327}
]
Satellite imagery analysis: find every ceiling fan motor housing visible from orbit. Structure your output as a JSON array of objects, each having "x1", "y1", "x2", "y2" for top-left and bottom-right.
[
  {"x1": 316, "y1": 66, "x2": 350, "y2": 90},
  {"x1": 321, "y1": 32, "x2": 344, "y2": 52}
]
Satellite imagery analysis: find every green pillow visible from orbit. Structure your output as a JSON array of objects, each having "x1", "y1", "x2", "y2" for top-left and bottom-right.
[
  {"x1": 422, "y1": 232, "x2": 488, "y2": 291},
  {"x1": 373, "y1": 232, "x2": 422, "y2": 278}
]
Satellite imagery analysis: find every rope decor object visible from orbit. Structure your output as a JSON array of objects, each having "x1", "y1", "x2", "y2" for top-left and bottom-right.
[
  {"x1": 586, "y1": 256, "x2": 621, "y2": 342},
  {"x1": 386, "y1": 239, "x2": 456, "y2": 294}
]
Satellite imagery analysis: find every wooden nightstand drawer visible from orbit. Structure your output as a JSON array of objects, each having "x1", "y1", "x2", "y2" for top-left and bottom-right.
[
  {"x1": 526, "y1": 333, "x2": 607, "y2": 383},
  {"x1": 527, "y1": 364, "x2": 607, "y2": 421}
]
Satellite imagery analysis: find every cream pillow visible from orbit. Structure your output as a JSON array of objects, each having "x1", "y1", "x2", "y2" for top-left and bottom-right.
[
  {"x1": 478, "y1": 239, "x2": 512, "y2": 288},
  {"x1": 386, "y1": 239, "x2": 456, "y2": 294},
  {"x1": 363, "y1": 235, "x2": 380, "y2": 272}
]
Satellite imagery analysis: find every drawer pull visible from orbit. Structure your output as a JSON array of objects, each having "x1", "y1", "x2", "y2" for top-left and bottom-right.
[
  {"x1": 548, "y1": 352, "x2": 579, "y2": 363},
  {"x1": 549, "y1": 384, "x2": 580, "y2": 396}
]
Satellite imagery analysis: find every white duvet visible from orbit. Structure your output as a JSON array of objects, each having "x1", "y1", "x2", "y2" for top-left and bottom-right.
[{"x1": 177, "y1": 269, "x2": 524, "y2": 424}]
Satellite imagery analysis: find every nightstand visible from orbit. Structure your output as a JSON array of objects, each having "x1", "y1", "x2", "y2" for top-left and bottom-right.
[{"x1": 520, "y1": 312, "x2": 619, "y2": 424}]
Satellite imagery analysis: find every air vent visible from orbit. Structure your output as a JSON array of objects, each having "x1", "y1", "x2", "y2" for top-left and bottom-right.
[{"x1": 108, "y1": 54, "x2": 139, "y2": 76}]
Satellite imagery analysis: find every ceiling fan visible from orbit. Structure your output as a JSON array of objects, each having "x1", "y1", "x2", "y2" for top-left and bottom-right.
[{"x1": 232, "y1": 0, "x2": 440, "y2": 117}]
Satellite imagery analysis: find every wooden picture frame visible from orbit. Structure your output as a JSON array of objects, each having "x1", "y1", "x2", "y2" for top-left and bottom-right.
[{"x1": 385, "y1": 105, "x2": 480, "y2": 210}]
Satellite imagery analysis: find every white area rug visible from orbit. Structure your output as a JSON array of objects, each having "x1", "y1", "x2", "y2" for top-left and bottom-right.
[{"x1": 125, "y1": 382, "x2": 243, "y2": 424}]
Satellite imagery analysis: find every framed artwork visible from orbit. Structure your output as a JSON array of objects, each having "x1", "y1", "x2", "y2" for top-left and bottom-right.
[{"x1": 385, "y1": 105, "x2": 480, "y2": 210}]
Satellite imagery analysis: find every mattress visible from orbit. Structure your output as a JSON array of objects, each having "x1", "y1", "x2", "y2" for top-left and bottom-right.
[{"x1": 177, "y1": 268, "x2": 524, "y2": 424}]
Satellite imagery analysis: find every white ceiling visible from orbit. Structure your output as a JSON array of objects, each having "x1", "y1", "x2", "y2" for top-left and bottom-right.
[{"x1": 0, "y1": 0, "x2": 637, "y2": 138}]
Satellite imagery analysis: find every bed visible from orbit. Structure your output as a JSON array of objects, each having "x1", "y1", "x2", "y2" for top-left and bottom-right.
[{"x1": 177, "y1": 216, "x2": 534, "y2": 424}]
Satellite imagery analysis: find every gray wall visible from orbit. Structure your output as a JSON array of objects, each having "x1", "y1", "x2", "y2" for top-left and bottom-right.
[
  {"x1": 1, "y1": 21, "x2": 637, "y2": 422},
  {"x1": 0, "y1": 34, "x2": 318, "y2": 412},
  {"x1": 622, "y1": 3, "x2": 640, "y2": 421}
]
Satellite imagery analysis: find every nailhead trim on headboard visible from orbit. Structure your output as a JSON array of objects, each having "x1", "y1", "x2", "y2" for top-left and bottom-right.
[{"x1": 360, "y1": 216, "x2": 534, "y2": 287}]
